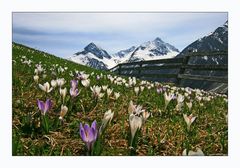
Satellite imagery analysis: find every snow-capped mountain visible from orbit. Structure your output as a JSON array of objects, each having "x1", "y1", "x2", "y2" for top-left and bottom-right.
[
  {"x1": 69, "y1": 43, "x2": 114, "y2": 70},
  {"x1": 111, "y1": 46, "x2": 137, "y2": 64},
  {"x1": 69, "y1": 38, "x2": 179, "y2": 70},
  {"x1": 128, "y1": 37, "x2": 179, "y2": 62},
  {"x1": 113, "y1": 46, "x2": 136, "y2": 58}
]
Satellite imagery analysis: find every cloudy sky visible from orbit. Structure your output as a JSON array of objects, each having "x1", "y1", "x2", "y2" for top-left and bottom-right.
[{"x1": 13, "y1": 12, "x2": 227, "y2": 58}]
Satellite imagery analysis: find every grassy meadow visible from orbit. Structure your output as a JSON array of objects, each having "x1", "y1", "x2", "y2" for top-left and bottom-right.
[{"x1": 12, "y1": 43, "x2": 228, "y2": 156}]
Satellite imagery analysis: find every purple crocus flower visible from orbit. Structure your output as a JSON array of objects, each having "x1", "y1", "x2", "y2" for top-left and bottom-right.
[
  {"x1": 156, "y1": 87, "x2": 163, "y2": 94},
  {"x1": 70, "y1": 80, "x2": 80, "y2": 97},
  {"x1": 70, "y1": 80, "x2": 78, "y2": 90},
  {"x1": 70, "y1": 88, "x2": 80, "y2": 97},
  {"x1": 79, "y1": 120, "x2": 98, "y2": 151},
  {"x1": 37, "y1": 99, "x2": 52, "y2": 115}
]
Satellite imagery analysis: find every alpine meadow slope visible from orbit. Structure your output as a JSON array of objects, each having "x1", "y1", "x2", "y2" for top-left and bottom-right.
[{"x1": 12, "y1": 42, "x2": 227, "y2": 156}]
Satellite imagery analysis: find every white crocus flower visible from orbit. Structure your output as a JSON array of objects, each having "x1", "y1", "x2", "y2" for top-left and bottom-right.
[
  {"x1": 102, "y1": 85, "x2": 108, "y2": 91},
  {"x1": 140, "y1": 86, "x2": 145, "y2": 92},
  {"x1": 176, "y1": 94, "x2": 185, "y2": 111},
  {"x1": 186, "y1": 101, "x2": 193, "y2": 111},
  {"x1": 128, "y1": 101, "x2": 145, "y2": 116},
  {"x1": 91, "y1": 85, "x2": 101, "y2": 95},
  {"x1": 35, "y1": 65, "x2": 44, "y2": 74},
  {"x1": 79, "y1": 73, "x2": 90, "y2": 80},
  {"x1": 177, "y1": 94, "x2": 185, "y2": 104},
  {"x1": 109, "y1": 77, "x2": 114, "y2": 83},
  {"x1": 57, "y1": 78, "x2": 66, "y2": 88},
  {"x1": 39, "y1": 82, "x2": 53, "y2": 93},
  {"x1": 103, "y1": 109, "x2": 114, "y2": 123},
  {"x1": 132, "y1": 77, "x2": 137, "y2": 86},
  {"x1": 99, "y1": 110, "x2": 114, "y2": 134},
  {"x1": 203, "y1": 96, "x2": 211, "y2": 102},
  {"x1": 51, "y1": 80, "x2": 57, "y2": 88},
  {"x1": 60, "y1": 87, "x2": 67, "y2": 102},
  {"x1": 33, "y1": 75, "x2": 39, "y2": 83},
  {"x1": 134, "y1": 87, "x2": 140, "y2": 95},
  {"x1": 106, "y1": 88, "x2": 113, "y2": 97},
  {"x1": 116, "y1": 82, "x2": 122, "y2": 86},
  {"x1": 183, "y1": 114, "x2": 196, "y2": 131},
  {"x1": 129, "y1": 114, "x2": 142, "y2": 146},
  {"x1": 164, "y1": 92, "x2": 174, "y2": 109},
  {"x1": 128, "y1": 79, "x2": 133, "y2": 87},
  {"x1": 125, "y1": 83, "x2": 130, "y2": 88},
  {"x1": 114, "y1": 92, "x2": 120, "y2": 100},
  {"x1": 82, "y1": 73, "x2": 89, "y2": 79},
  {"x1": 81, "y1": 79, "x2": 90, "y2": 87},
  {"x1": 90, "y1": 85, "x2": 104, "y2": 99},
  {"x1": 182, "y1": 148, "x2": 204, "y2": 156},
  {"x1": 98, "y1": 92, "x2": 105, "y2": 99},
  {"x1": 59, "y1": 105, "x2": 68, "y2": 120},
  {"x1": 135, "y1": 105, "x2": 145, "y2": 115}
]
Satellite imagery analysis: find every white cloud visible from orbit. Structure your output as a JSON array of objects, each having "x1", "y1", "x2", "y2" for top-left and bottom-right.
[{"x1": 13, "y1": 12, "x2": 227, "y2": 34}]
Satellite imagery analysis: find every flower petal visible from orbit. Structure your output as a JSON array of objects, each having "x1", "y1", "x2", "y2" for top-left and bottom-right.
[
  {"x1": 37, "y1": 99, "x2": 44, "y2": 112},
  {"x1": 183, "y1": 114, "x2": 189, "y2": 124},
  {"x1": 79, "y1": 123, "x2": 87, "y2": 142},
  {"x1": 39, "y1": 84, "x2": 45, "y2": 92},
  {"x1": 71, "y1": 80, "x2": 78, "y2": 90},
  {"x1": 91, "y1": 120, "x2": 97, "y2": 131},
  {"x1": 182, "y1": 149, "x2": 187, "y2": 156},
  {"x1": 45, "y1": 99, "x2": 52, "y2": 113},
  {"x1": 191, "y1": 116, "x2": 196, "y2": 123}
]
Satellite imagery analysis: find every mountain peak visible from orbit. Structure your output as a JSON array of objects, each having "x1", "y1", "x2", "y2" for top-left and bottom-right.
[
  {"x1": 153, "y1": 37, "x2": 164, "y2": 43},
  {"x1": 79, "y1": 42, "x2": 111, "y2": 59},
  {"x1": 84, "y1": 42, "x2": 101, "y2": 51},
  {"x1": 128, "y1": 37, "x2": 179, "y2": 62}
]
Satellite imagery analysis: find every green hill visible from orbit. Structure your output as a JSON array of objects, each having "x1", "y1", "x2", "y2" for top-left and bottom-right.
[{"x1": 12, "y1": 42, "x2": 228, "y2": 156}]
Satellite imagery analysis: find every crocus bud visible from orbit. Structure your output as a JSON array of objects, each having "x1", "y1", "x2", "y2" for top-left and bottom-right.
[
  {"x1": 33, "y1": 75, "x2": 39, "y2": 83},
  {"x1": 59, "y1": 105, "x2": 68, "y2": 120},
  {"x1": 60, "y1": 87, "x2": 67, "y2": 101},
  {"x1": 51, "y1": 80, "x2": 57, "y2": 88}
]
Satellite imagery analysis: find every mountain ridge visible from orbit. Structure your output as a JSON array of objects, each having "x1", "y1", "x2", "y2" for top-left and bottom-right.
[{"x1": 69, "y1": 37, "x2": 179, "y2": 69}]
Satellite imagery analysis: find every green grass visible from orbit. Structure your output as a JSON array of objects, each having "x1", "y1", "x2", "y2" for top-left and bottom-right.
[{"x1": 12, "y1": 42, "x2": 228, "y2": 156}]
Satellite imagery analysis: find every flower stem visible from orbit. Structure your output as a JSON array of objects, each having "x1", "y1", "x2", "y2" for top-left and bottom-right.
[{"x1": 42, "y1": 115, "x2": 49, "y2": 134}]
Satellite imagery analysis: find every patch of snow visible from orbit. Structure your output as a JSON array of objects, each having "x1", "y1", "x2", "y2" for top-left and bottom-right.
[
  {"x1": 69, "y1": 52, "x2": 117, "y2": 69},
  {"x1": 217, "y1": 37, "x2": 223, "y2": 44},
  {"x1": 203, "y1": 56, "x2": 208, "y2": 61}
]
